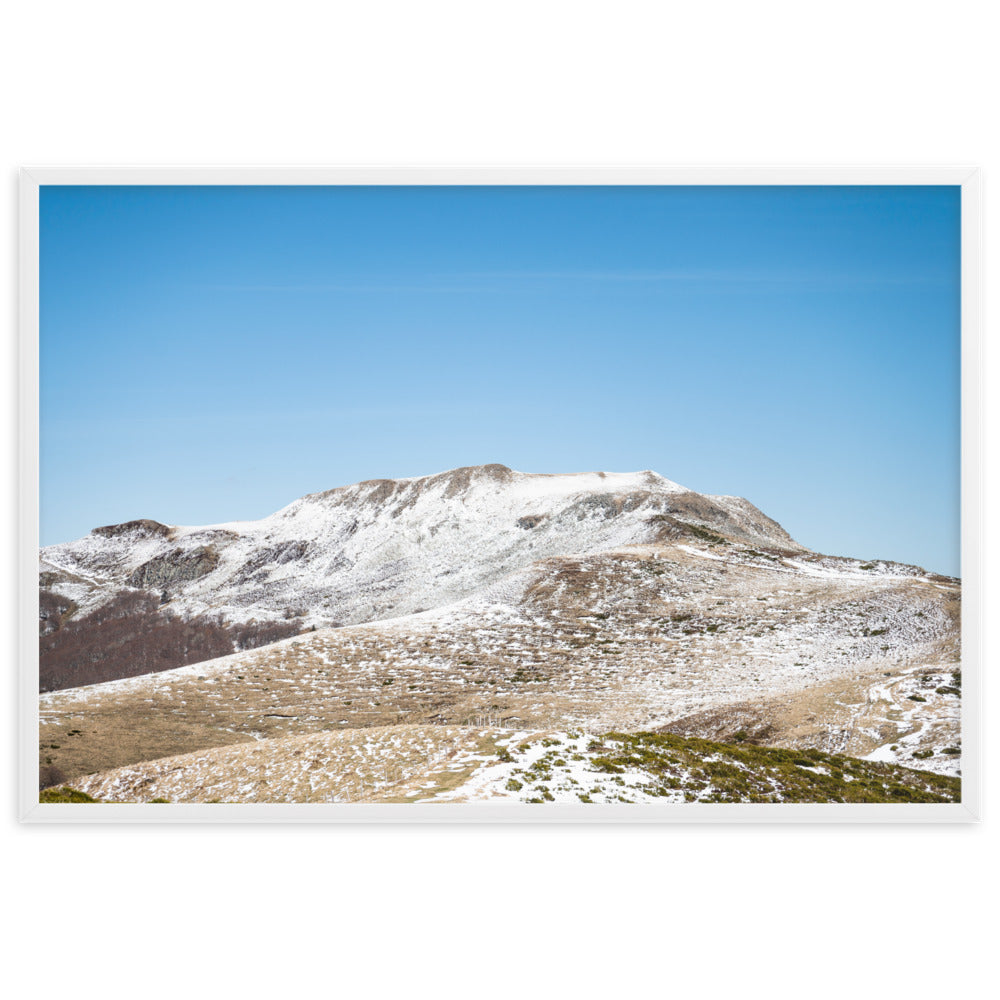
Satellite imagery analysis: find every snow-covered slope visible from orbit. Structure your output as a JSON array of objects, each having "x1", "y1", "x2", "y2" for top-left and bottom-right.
[
  {"x1": 39, "y1": 466, "x2": 962, "y2": 799},
  {"x1": 39, "y1": 464, "x2": 806, "y2": 630}
]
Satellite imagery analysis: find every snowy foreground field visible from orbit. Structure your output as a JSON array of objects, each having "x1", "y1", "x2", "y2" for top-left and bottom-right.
[
  {"x1": 68, "y1": 725, "x2": 959, "y2": 805},
  {"x1": 38, "y1": 466, "x2": 963, "y2": 806}
]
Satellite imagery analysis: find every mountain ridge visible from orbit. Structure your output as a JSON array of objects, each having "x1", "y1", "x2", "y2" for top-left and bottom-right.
[{"x1": 40, "y1": 464, "x2": 807, "y2": 635}]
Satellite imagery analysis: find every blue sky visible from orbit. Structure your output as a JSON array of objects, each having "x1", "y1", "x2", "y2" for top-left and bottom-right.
[{"x1": 40, "y1": 184, "x2": 961, "y2": 575}]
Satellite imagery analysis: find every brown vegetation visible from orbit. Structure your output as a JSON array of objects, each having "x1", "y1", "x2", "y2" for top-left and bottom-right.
[
  {"x1": 38, "y1": 589, "x2": 78, "y2": 636},
  {"x1": 39, "y1": 590, "x2": 304, "y2": 692}
]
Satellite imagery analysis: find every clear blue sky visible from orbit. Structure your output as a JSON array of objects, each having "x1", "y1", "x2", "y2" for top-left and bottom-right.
[{"x1": 40, "y1": 184, "x2": 961, "y2": 575}]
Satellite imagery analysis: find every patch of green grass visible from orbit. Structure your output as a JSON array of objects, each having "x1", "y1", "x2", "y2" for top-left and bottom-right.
[
  {"x1": 586, "y1": 731, "x2": 960, "y2": 804},
  {"x1": 510, "y1": 668, "x2": 548, "y2": 684},
  {"x1": 39, "y1": 786, "x2": 98, "y2": 803},
  {"x1": 684, "y1": 524, "x2": 729, "y2": 546}
]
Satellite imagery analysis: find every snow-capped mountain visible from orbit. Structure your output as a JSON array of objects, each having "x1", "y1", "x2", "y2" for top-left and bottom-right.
[
  {"x1": 38, "y1": 464, "x2": 962, "y2": 801},
  {"x1": 39, "y1": 464, "x2": 805, "y2": 631}
]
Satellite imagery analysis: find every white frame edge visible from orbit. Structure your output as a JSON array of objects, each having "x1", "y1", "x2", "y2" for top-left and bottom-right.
[
  {"x1": 18, "y1": 165, "x2": 982, "y2": 825},
  {"x1": 958, "y1": 168, "x2": 983, "y2": 823},
  {"x1": 19, "y1": 169, "x2": 42, "y2": 824}
]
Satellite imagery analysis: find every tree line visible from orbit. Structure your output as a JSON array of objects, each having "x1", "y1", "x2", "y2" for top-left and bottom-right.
[{"x1": 39, "y1": 589, "x2": 304, "y2": 692}]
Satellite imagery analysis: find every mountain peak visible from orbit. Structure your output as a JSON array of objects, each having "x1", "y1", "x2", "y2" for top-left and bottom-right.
[
  {"x1": 41, "y1": 464, "x2": 806, "y2": 647},
  {"x1": 303, "y1": 464, "x2": 687, "y2": 510}
]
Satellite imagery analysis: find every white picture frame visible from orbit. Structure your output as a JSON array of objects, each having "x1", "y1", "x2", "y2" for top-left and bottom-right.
[{"x1": 18, "y1": 165, "x2": 982, "y2": 824}]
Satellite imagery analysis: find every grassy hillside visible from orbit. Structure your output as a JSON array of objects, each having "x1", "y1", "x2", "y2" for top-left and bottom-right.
[
  {"x1": 60, "y1": 725, "x2": 960, "y2": 805},
  {"x1": 41, "y1": 539, "x2": 961, "y2": 789}
]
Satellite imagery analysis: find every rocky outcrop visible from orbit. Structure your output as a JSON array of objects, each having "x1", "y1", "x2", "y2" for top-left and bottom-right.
[
  {"x1": 127, "y1": 545, "x2": 219, "y2": 589},
  {"x1": 231, "y1": 541, "x2": 311, "y2": 584},
  {"x1": 517, "y1": 514, "x2": 546, "y2": 529},
  {"x1": 92, "y1": 518, "x2": 173, "y2": 540}
]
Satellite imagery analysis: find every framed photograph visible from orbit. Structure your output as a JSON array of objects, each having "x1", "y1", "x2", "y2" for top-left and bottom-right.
[{"x1": 19, "y1": 166, "x2": 981, "y2": 823}]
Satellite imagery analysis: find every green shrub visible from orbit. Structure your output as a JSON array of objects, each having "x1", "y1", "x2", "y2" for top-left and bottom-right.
[
  {"x1": 583, "y1": 730, "x2": 960, "y2": 804},
  {"x1": 686, "y1": 524, "x2": 728, "y2": 546},
  {"x1": 592, "y1": 758, "x2": 624, "y2": 774}
]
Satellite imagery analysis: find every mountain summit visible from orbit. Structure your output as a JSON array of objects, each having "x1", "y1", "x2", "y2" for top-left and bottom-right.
[{"x1": 40, "y1": 464, "x2": 804, "y2": 636}]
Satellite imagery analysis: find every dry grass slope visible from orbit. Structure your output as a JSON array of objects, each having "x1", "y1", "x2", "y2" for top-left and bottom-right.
[
  {"x1": 63, "y1": 725, "x2": 959, "y2": 805},
  {"x1": 40, "y1": 533, "x2": 961, "y2": 799}
]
